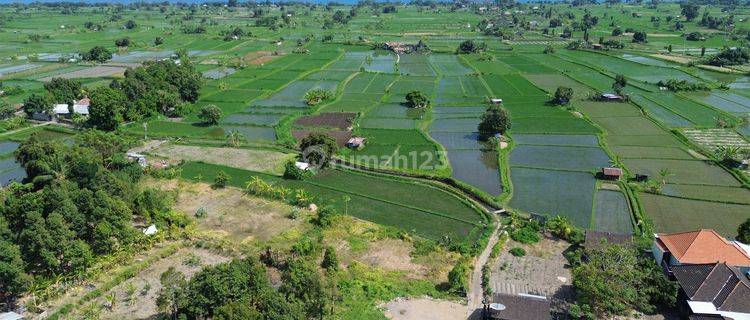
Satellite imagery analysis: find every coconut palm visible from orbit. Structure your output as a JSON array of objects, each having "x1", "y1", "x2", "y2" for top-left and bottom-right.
[
  {"x1": 714, "y1": 145, "x2": 742, "y2": 163},
  {"x1": 225, "y1": 129, "x2": 245, "y2": 147}
]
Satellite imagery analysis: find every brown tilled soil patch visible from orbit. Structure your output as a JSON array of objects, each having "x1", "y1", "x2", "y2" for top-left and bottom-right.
[
  {"x1": 383, "y1": 297, "x2": 465, "y2": 320},
  {"x1": 249, "y1": 55, "x2": 279, "y2": 65},
  {"x1": 40, "y1": 66, "x2": 126, "y2": 81},
  {"x1": 243, "y1": 50, "x2": 271, "y2": 61},
  {"x1": 294, "y1": 112, "x2": 357, "y2": 130}
]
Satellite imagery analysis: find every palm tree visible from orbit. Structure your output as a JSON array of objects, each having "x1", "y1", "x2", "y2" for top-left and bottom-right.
[
  {"x1": 714, "y1": 145, "x2": 742, "y2": 163},
  {"x1": 342, "y1": 195, "x2": 351, "y2": 215},
  {"x1": 226, "y1": 129, "x2": 245, "y2": 147}
]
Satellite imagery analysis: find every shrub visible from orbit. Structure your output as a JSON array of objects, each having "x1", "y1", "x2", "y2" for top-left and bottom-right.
[
  {"x1": 303, "y1": 89, "x2": 333, "y2": 106},
  {"x1": 510, "y1": 226, "x2": 540, "y2": 244},
  {"x1": 448, "y1": 260, "x2": 469, "y2": 295},
  {"x1": 198, "y1": 104, "x2": 222, "y2": 125},
  {"x1": 195, "y1": 207, "x2": 208, "y2": 219},
  {"x1": 283, "y1": 160, "x2": 309, "y2": 180},
  {"x1": 509, "y1": 247, "x2": 526, "y2": 257},
  {"x1": 553, "y1": 86, "x2": 574, "y2": 105},
  {"x1": 632, "y1": 31, "x2": 648, "y2": 43},
  {"x1": 213, "y1": 171, "x2": 230, "y2": 188},
  {"x1": 313, "y1": 206, "x2": 338, "y2": 227}
]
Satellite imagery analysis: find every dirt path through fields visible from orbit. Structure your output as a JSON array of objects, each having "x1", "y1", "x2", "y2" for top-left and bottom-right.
[{"x1": 467, "y1": 221, "x2": 501, "y2": 318}]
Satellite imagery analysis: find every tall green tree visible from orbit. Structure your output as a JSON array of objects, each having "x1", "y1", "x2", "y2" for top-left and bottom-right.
[
  {"x1": 44, "y1": 78, "x2": 82, "y2": 105},
  {"x1": 572, "y1": 244, "x2": 676, "y2": 318},
  {"x1": 22, "y1": 93, "x2": 52, "y2": 118},
  {"x1": 477, "y1": 106, "x2": 511, "y2": 139},
  {"x1": 737, "y1": 218, "x2": 750, "y2": 244},
  {"x1": 88, "y1": 87, "x2": 126, "y2": 130}
]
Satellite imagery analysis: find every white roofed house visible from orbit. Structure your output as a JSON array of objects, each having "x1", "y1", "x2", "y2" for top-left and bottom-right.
[{"x1": 53, "y1": 98, "x2": 90, "y2": 118}]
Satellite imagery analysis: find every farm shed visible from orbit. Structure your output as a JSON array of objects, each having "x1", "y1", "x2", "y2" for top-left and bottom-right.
[
  {"x1": 483, "y1": 293, "x2": 550, "y2": 320},
  {"x1": 584, "y1": 230, "x2": 632, "y2": 252},
  {"x1": 490, "y1": 98, "x2": 503, "y2": 104},
  {"x1": 600, "y1": 167, "x2": 623, "y2": 180},
  {"x1": 295, "y1": 161, "x2": 311, "y2": 171},
  {"x1": 601, "y1": 93, "x2": 624, "y2": 101},
  {"x1": 347, "y1": 137, "x2": 366, "y2": 149}
]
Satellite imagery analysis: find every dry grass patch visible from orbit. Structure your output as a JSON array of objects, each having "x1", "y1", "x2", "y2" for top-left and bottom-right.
[
  {"x1": 149, "y1": 143, "x2": 294, "y2": 175},
  {"x1": 322, "y1": 216, "x2": 459, "y2": 282},
  {"x1": 147, "y1": 179, "x2": 307, "y2": 243},
  {"x1": 94, "y1": 247, "x2": 230, "y2": 320}
]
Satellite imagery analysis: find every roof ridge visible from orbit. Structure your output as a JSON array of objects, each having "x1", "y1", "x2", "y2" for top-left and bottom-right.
[
  {"x1": 682, "y1": 230, "x2": 705, "y2": 256},
  {"x1": 716, "y1": 274, "x2": 742, "y2": 310},
  {"x1": 692, "y1": 262, "x2": 720, "y2": 299}
]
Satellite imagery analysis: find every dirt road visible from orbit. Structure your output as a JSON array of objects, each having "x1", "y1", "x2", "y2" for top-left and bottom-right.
[{"x1": 467, "y1": 221, "x2": 502, "y2": 318}]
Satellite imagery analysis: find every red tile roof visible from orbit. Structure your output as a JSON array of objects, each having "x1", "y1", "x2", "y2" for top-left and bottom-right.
[
  {"x1": 657, "y1": 229, "x2": 750, "y2": 266},
  {"x1": 601, "y1": 167, "x2": 623, "y2": 176}
]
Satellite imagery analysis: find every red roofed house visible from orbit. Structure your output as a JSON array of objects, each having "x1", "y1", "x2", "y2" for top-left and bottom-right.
[{"x1": 653, "y1": 229, "x2": 750, "y2": 275}]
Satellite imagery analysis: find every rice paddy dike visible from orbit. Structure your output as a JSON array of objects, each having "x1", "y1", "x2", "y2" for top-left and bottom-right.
[{"x1": 1, "y1": 2, "x2": 749, "y2": 245}]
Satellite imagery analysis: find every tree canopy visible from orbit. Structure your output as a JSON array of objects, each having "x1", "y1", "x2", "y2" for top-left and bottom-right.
[
  {"x1": 1, "y1": 130, "x2": 182, "y2": 305},
  {"x1": 477, "y1": 106, "x2": 511, "y2": 139},
  {"x1": 570, "y1": 244, "x2": 676, "y2": 319},
  {"x1": 405, "y1": 90, "x2": 430, "y2": 109}
]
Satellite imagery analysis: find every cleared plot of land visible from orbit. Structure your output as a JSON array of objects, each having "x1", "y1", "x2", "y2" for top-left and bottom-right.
[
  {"x1": 593, "y1": 190, "x2": 634, "y2": 234},
  {"x1": 148, "y1": 144, "x2": 294, "y2": 175},
  {"x1": 640, "y1": 193, "x2": 750, "y2": 238},
  {"x1": 294, "y1": 112, "x2": 356, "y2": 130},
  {"x1": 383, "y1": 298, "x2": 465, "y2": 320},
  {"x1": 621, "y1": 158, "x2": 741, "y2": 186},
  {"x1": 509, "y1": 167, "x2": 596, "y2": 228},
  {"x1": 682, "y1": 128, "x2": 750, "y2": 152},
  {"x1": 39, "y1": 65, "x2": 126, "y2": 81},
  {"x1": 490, "y1": 236, "x2": 572, "y2": 299}
]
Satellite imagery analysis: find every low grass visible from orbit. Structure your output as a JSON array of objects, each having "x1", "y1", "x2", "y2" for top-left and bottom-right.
[
  {"x1": 621, "y1": 158, "x2": 742, "y2": 186},
  {"x1": 639, "y1": 192, "x2": 749, "y2": 237}
]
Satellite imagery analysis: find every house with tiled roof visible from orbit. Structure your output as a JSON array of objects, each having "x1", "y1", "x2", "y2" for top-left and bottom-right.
[
  {"x1": 672, "y1": 262, "x2": 750, "y2": 320},
  {"x1": 653, "y1": 229, "x2": 750, "y2": 275}
]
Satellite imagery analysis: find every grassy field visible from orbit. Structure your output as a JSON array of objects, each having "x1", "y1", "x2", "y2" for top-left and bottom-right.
[{"x1": 179, "y1": 161, "x2": 486, "y2": 242}]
